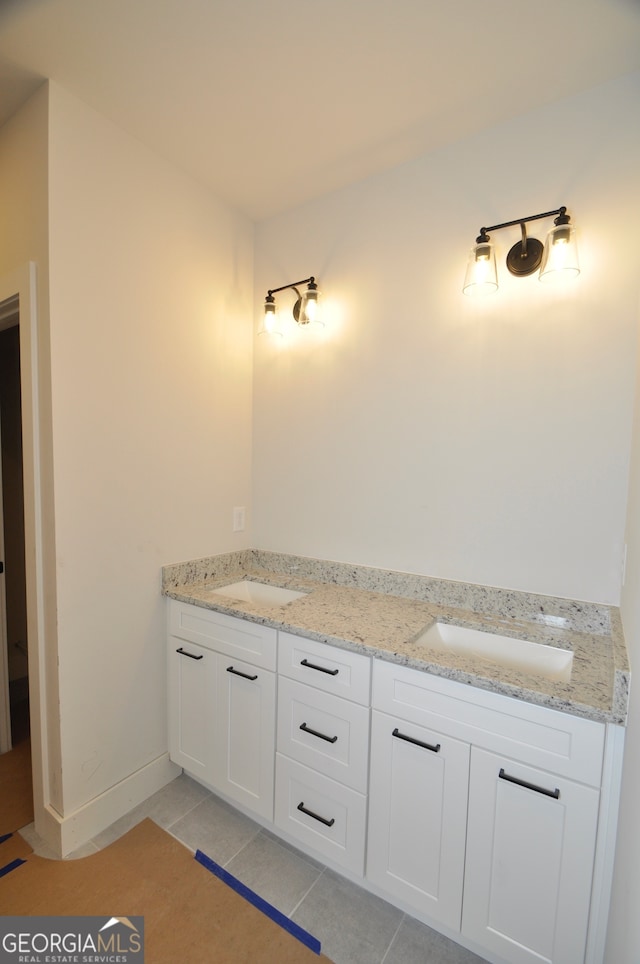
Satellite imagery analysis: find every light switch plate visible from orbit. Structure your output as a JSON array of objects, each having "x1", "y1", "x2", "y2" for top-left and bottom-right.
[{"x1": 233, "y1": 506, "x2": 245, "y2": 532}]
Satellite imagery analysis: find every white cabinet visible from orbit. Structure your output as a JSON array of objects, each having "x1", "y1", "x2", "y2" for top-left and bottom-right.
[
  {"x1": 368, "y1": 658, "x2": 609, "y2": 964},
  {"x1": 367, "y1": 709, "x2": 470, "y2": 931},
  {"x1": 167, "y1": 600, "x2": 277, "y2": 820},
  {"x1": 274, "y1": 754, "x2": 368, "y2": 876},
  {"x1": 275, "y1": 632, "x2": 371, "y2": 875},
  {"x1": 462, "y1": 748, "x2": 600, "y2": 964},
  {"x1": 214, "y1": 653, "x2": 276, "y2": 820},
  {"x1": 168, "y1": 638, "x2": 217, "y2": 784},
  {"x1": 167, "y1": 601, "x2": 623, "y2": 964},
  {"x1": 278, "y1": 631, "x2": 372, "y2": 704},
  {"x1": 277, "y1": 676, "x2": 370, "y2": 792},
  {"x1": 169, "y1": 601, "x2": 277, "y2": 670}
]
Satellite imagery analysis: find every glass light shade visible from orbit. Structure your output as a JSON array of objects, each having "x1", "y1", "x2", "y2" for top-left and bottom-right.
[
  {"x1": 298, "y1": 287, "x2": 323, "y2": 326},
  {"x1": 258, "y1": 300, "x2": 282, "y2": 336},
  {"x1": 539, "y1": 222, "x2": 580, "y2": 283},
  {"x1": 463, "y1": 241, "x2": 498, "y2": 295}
]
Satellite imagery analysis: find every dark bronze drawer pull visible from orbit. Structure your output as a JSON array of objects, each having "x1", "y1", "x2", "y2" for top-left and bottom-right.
[
  {"x1": 297, "y1": 802, "x2": 335, "y2": 827},
  {"x1": 392, "y1": 727, "x2": 440, "y2": 753},
  {"x1": 300, "y1": 658, "x2": 339, "y2": 676},
  {"x1": 300, "y1": 722, "x2": 338, "y2": 744},
  {"x1": 499, "y1": 768, "x2": 560, "y2": 800},
  {"x1": 226, "y1": 666, "x2": 258, "y2": 681},
  {"x1": 176, "y1": 647, "x2": 203, "y2": 660}
]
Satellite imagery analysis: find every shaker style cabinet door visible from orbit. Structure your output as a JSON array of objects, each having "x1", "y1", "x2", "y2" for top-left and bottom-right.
[
  {"x1": 462, "y1": 747, "x2": 600, "y2": 964},
  {"x1": 168, "y1": 637, "x2": 217, "y2": 784},
  {"x1": 366, "y1": 710, "x2": 470, "y2": 932},
  {"x1": 215, "y1": 654, "x2": 276, "y2": 821}
]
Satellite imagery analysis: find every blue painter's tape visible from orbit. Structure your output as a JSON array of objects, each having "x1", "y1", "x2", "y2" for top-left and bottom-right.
[
  {"x1": 195, "y1": 849, "x2": 321, "y2": 955},
  {"x1": 0, "y1": 833, "x2": 13, "y2": 845},
  {"x1": 0, "y1": 857, "x2": 27, "y2": 878}
]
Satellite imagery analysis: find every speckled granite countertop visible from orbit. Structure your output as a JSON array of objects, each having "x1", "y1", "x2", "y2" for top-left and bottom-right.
[{"x1": 162, "y1": 549, "x2": 630, "y2": 726}]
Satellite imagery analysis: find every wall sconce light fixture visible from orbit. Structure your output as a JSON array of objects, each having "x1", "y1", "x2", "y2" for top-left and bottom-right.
[
  {"x1": 463, "y1": 207, "x2": 580, "y2": 295},
  {"x1": 259, "y1": 276, "x2": 322, "y2": 335}
]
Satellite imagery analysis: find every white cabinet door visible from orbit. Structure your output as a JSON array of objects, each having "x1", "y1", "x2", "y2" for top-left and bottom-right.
[
  {"x1": 168, "y1": 637, "x2": 217, "y2": 784},
  {"x1": 463, "y1": 747, "x2": 600, "y2": 964},
  {"x1": 367, "y1": 710, "x2": 470, "y2": 932},
  {"x1": 215, "y1": 654, "x2": 276, "y2": 821}
]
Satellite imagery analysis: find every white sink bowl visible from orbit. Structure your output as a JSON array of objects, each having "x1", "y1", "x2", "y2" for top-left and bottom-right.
[
  {"x1": 208, "y1": 580, "x2": 308, "y2": 607},
  {"x1": 416, "y1": 621, "x2": 573, "y2": 682}
]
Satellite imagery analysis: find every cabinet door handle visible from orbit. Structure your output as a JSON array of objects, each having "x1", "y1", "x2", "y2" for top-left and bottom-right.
[
  {"x1": 297, "y1": 802, "x2": 335, "y2": 827},
  {"x1": 226, "y1": 666, "x2": 258, "y2": 681},
  {"x1": 176, "y1": 647, "x2": 203, "y2": 660},
  {"x1": 392, "y1": 727, "x2": 440, "y2": 753},
  {"x1": 499, "y1": 768, "x2": 560, "y2": 800},
  {"x1": 299, "y1": 722, "x2": 338, "y2": 744},
  {"x1": 300, "y1": 658, "x2": 339, "y2": 676}
]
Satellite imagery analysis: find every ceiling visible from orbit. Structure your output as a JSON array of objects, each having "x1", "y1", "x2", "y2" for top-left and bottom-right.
[{"x1": 0, "y1": 0, "x2": 639, "y2": 220}]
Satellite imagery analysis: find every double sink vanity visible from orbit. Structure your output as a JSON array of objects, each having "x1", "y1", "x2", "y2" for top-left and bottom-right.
[{"x1": 162, "y1": 549, "x2": 630, "y2": 964}]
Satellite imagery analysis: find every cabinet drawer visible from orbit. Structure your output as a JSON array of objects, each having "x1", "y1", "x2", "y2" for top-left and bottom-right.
[
  {"x1": 274, "y1": 754, "x2": 367, "y2": 876},
  {"x1": 277, "y1": 677, "x2": 370, "y2": 792},
  {"x1": 169, "y1": 599, "x2": 277, "y2": 670},
  {"x1": 373, "y1": 659, "x2": 605, "y2": 786},
  {"x1": 278, "y1": 632, "x2": 371, "y2": 705}
]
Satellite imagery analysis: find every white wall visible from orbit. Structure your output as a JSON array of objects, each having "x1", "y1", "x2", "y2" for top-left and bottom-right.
[
  {"x1": 253, "y1": 72, "x2": 640, "y2": 605},
  {"x1": 47, "y1": 84, "x2": 254, "y2": 815},
  {"x1": 607, "y1": 291, "x2": 640, "y2": 960}
]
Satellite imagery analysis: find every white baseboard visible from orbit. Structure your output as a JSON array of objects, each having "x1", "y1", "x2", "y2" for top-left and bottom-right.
[{"x1": 35, "y1": 753, "x2": 181, "y2": 857}]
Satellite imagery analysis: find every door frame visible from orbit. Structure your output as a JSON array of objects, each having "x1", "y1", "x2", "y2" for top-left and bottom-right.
[
  {"x1": 0, "y1": 413, "x2": 9, "y2": 753},
  {"x1": 0, "y1": 263, "x2": 49, "y2": 835}
]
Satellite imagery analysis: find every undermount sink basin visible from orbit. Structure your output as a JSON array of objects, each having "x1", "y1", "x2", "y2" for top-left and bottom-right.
[
  {"x1": 208, "y1": 580, "x2": 308, "y2": 607},
  {"x1": 415, "y1": 621, "x2": 573, "y2": 682}
]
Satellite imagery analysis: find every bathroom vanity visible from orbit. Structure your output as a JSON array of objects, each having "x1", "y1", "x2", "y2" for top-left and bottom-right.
[{"x1": 163, "y1": 550, "x2": 629, "y2": 964}]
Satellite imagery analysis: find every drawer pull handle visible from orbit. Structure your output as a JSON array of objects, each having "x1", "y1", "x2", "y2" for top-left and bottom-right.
[
  {"x1": 226, "y1": 666, "x2": 258, "y2": 681},
  {"x1": 176, "y1": 647, "x2": 203, "y2": 661},
  {"x1": 392, "y1": 727, "x2": 440, "y2": 753},
  {"x1": 300, "y1": 722, "x2": 338, "y2": 744},
  {"x1": 300, "y1": 658, "x2": 339, "y2": 676},
  {"x1": 499, "y1": 768, "x2": 560, "y2": 800},
  {"x1": 297, "y1": 802, "x2": 335, "y2": 827}
]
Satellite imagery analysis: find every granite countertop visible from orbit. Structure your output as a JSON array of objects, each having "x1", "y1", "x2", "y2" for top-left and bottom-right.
[{"x1": 162, "y1": 550, "x2": 630, "y2": 726}]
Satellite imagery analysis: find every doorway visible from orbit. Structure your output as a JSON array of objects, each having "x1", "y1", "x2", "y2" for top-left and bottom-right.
[
  {"x1": 0, "y1": 311, "x2": 29, "y2": 751},
  {"x1": 0, "y1": 263, "x2": 52, "y2": 850}
]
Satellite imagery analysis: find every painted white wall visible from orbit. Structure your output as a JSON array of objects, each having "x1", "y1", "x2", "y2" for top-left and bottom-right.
[
  {"x1": 253, "y1": 72, "x2": 640, "y2": 605},
  {"x1": 0, "y1": 89, "x2": 47, "y2": 278},
  {"x1": 47, "y1": 84, "x2": 254, "y2": 815},
  {"x1": 607, "y1": 290, "x2": 640, "y2": 960}
]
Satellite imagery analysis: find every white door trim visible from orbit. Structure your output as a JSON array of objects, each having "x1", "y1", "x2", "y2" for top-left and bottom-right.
[
  {"x1": 0, "y1": 263, "x2": 49, "y2": 838},
  {"x1": 0, "y1": 413, "x2": 10, "y2": 753}
]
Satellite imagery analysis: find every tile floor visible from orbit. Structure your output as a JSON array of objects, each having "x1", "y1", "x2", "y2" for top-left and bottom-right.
[{"x1": 19, "y1": 774, "x2": 488, "y2": 964}]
